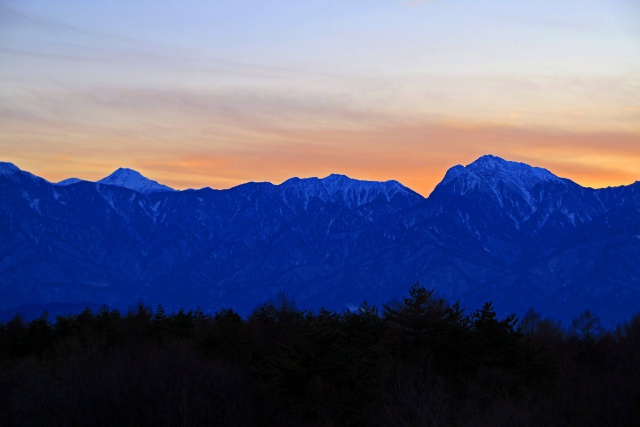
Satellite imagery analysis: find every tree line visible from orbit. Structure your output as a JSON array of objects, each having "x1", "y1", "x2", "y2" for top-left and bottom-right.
[{"x1": 1, "y1": 283, "x2": 638, "y2": 426}]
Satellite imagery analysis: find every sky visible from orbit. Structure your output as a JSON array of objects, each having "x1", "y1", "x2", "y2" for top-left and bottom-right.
[{"x1": 1, "y1": 0, "x2": 639, "y2": 195}]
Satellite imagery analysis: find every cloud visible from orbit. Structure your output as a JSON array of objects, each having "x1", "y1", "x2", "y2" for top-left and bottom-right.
[
  {"x1": 137, "y1": 122, "x2": 640, "y2": 195},
  {"x1": 2, "y1": 2, "x2": 638, "y2": 194},
  {"x1": 3, "y1": 76, "x2": 639, "y2": 196},
  {"x1": 5, "y1": 115, "x2": 639, "y2": 196},
  {"x1": 1, "y1": 2, "x2": 353, "y2": 92}
]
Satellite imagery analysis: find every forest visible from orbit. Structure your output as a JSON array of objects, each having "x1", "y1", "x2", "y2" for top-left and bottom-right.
[{"x1": 1, "y1": 283, "x2": 638, "y2": 426}]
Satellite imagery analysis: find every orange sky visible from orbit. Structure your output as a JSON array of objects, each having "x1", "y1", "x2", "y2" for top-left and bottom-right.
[
  {"x1": 1, "y1": 1, "x2": 639, "y2": 195},
  {"x1": 4, "y1": 117, "x2": 639, "y2": 196}
]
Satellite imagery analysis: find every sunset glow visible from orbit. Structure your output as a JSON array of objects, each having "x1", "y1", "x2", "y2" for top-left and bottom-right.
[{"x1": 1, "y1": 0, "x2": 639, "y2": 195}]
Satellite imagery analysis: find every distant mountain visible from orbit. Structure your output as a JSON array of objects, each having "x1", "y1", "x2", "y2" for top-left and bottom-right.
[
  {"x1": 1, "y1": 157, "x2": 638, "y2": 325},
  {"x1": 56, "y1": 178, "x2": 84, "y2": 186},
  {"x1": 55, "y1": 168, "x2": 175, "y2": 192},
  {"x1": 97, "y1": 168, "x2": 175, "y2": 194}
]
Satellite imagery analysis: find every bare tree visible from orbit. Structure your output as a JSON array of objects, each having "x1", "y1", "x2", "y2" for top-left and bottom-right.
[{"x1": 571, "y1": 310, "x2": 602, "y2": 342}]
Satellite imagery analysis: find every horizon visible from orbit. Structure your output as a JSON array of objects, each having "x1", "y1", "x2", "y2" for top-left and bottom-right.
[
  {"x1": 4, "y1": 153, "x2": 638, "y2": 197},
  {"x1": 1, "y1": 0, "x2": 639, "y2": 195}
]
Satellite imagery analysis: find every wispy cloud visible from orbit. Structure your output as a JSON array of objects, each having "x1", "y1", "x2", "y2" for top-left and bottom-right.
[
  {"x1": 6, "y1": 111, "x2": 638, "y2": 195},
  {"x1": 134, "y1": 123, "x2": 640, "y2": 194},
  {"x1": 2, "y1": 0, "x2": 639, "y2": 194},
  {"x1": 0, "y1": 2, "x2": 351, "y2": 89}
]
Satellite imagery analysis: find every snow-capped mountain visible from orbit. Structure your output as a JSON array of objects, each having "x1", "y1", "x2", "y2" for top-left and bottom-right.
[
  {"x1": 97, "y1": 168, "x2": 175, "y2": 194},
  {"x1": 436, "y1": 155, "x2": 567, "y2": 212},
  {"x1": 279, "y1": 174, "x2": 421, "y2": 210},
  {"x1": 0, "y1": 161, "x2": 46, "y2": 184},
  {"x1": 1, "y1": 157, "x2": 638, "y2": 325},
  {"x1": 428, "y1": 155, "x2": 612, "y2": 243}
]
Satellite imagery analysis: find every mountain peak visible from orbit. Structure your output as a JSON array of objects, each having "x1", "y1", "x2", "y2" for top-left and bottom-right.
[
  {"x1": 319, "y1": 173, "x2": 406, "y2": 189},
  {"x1": 0, "y1": 162, "x2": 46, "y2": 184},
  {"x1": 0, "y1": 162, "x2": 21, "y2": 176},
  {"x1": 278, "y1": 173, "x2": 422, "y2": 209},
  {"x1": 471, "y1": 154, "x2": 507, "y2": 165},
  {"x1": 56, "y1": 177, "x2": 83, "y2": 186},
  {"x1": 98, "y1": 168, "x2": 175, "y2": 195},
  {"x1": 322, "y1": 173, "x2": 350, "y2": 181},
  {"x1": 112, "y1": 167, "x2": 143, "y2": 177},
  {"x1": 321, "y1": 174, "x2": 422, "y2": 208},
  {"x1": 440, "y1": 155, "x2": 562, "y2": 190},
  {"x1": 466, "y1": 155, "x2": 558, "y2": 182},
  {"x1": 434, "y1": 155, "x2": 568, "y2": 212}
]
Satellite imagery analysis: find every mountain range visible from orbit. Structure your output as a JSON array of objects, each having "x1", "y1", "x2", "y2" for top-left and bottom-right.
[{"x1": 1, "y1": 155, "x2": 638, "y2": 325}]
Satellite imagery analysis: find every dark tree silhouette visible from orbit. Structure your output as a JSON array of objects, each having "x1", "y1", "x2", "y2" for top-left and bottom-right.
[
  {"x1": 571, "y1": 310, "x2": 602, "y2": 342},
  {"x1": 520, "y1": 307, "x2": 542, "y2": 334},
  {"x1": 0, "y1": 285, "x2": 638, "y2": 427}
]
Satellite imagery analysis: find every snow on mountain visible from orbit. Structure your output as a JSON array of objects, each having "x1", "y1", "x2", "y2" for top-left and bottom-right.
[
  {"x1": 439, "y1": 155, "x2": 564, "y2": 195},
  {"x1": 1, "y1": 156, "x2": 639, "y2": 325},
  {"x1": 468, "y1": 154, "x2": 559, "y2": 182},
  {"x1": 279, "y1": 173, "x2": 422, "y2": 210},
  {"x1": 279, "y1": 177, "x2": 331, "y2": 210},
  {"x1": 0, "y1": 161, "x2": 50, "y2": 185},
  {"x1": 98, "y1": 168, "x2": 175, "y2": 194},
  {"x1": 434, "y1": 154, "x2": 575, "y2": 214},
  {"x1": 320, "y1": 173, "x2": 418, "y2": 204}
]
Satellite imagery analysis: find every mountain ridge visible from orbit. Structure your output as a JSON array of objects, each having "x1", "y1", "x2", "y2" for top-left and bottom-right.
[
  {"x1": 4, "y1": 158, "x2": 638, "y2": 195},
  {"x1": 1, "y1": 156, "x2": 638, "y2": 325}
]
